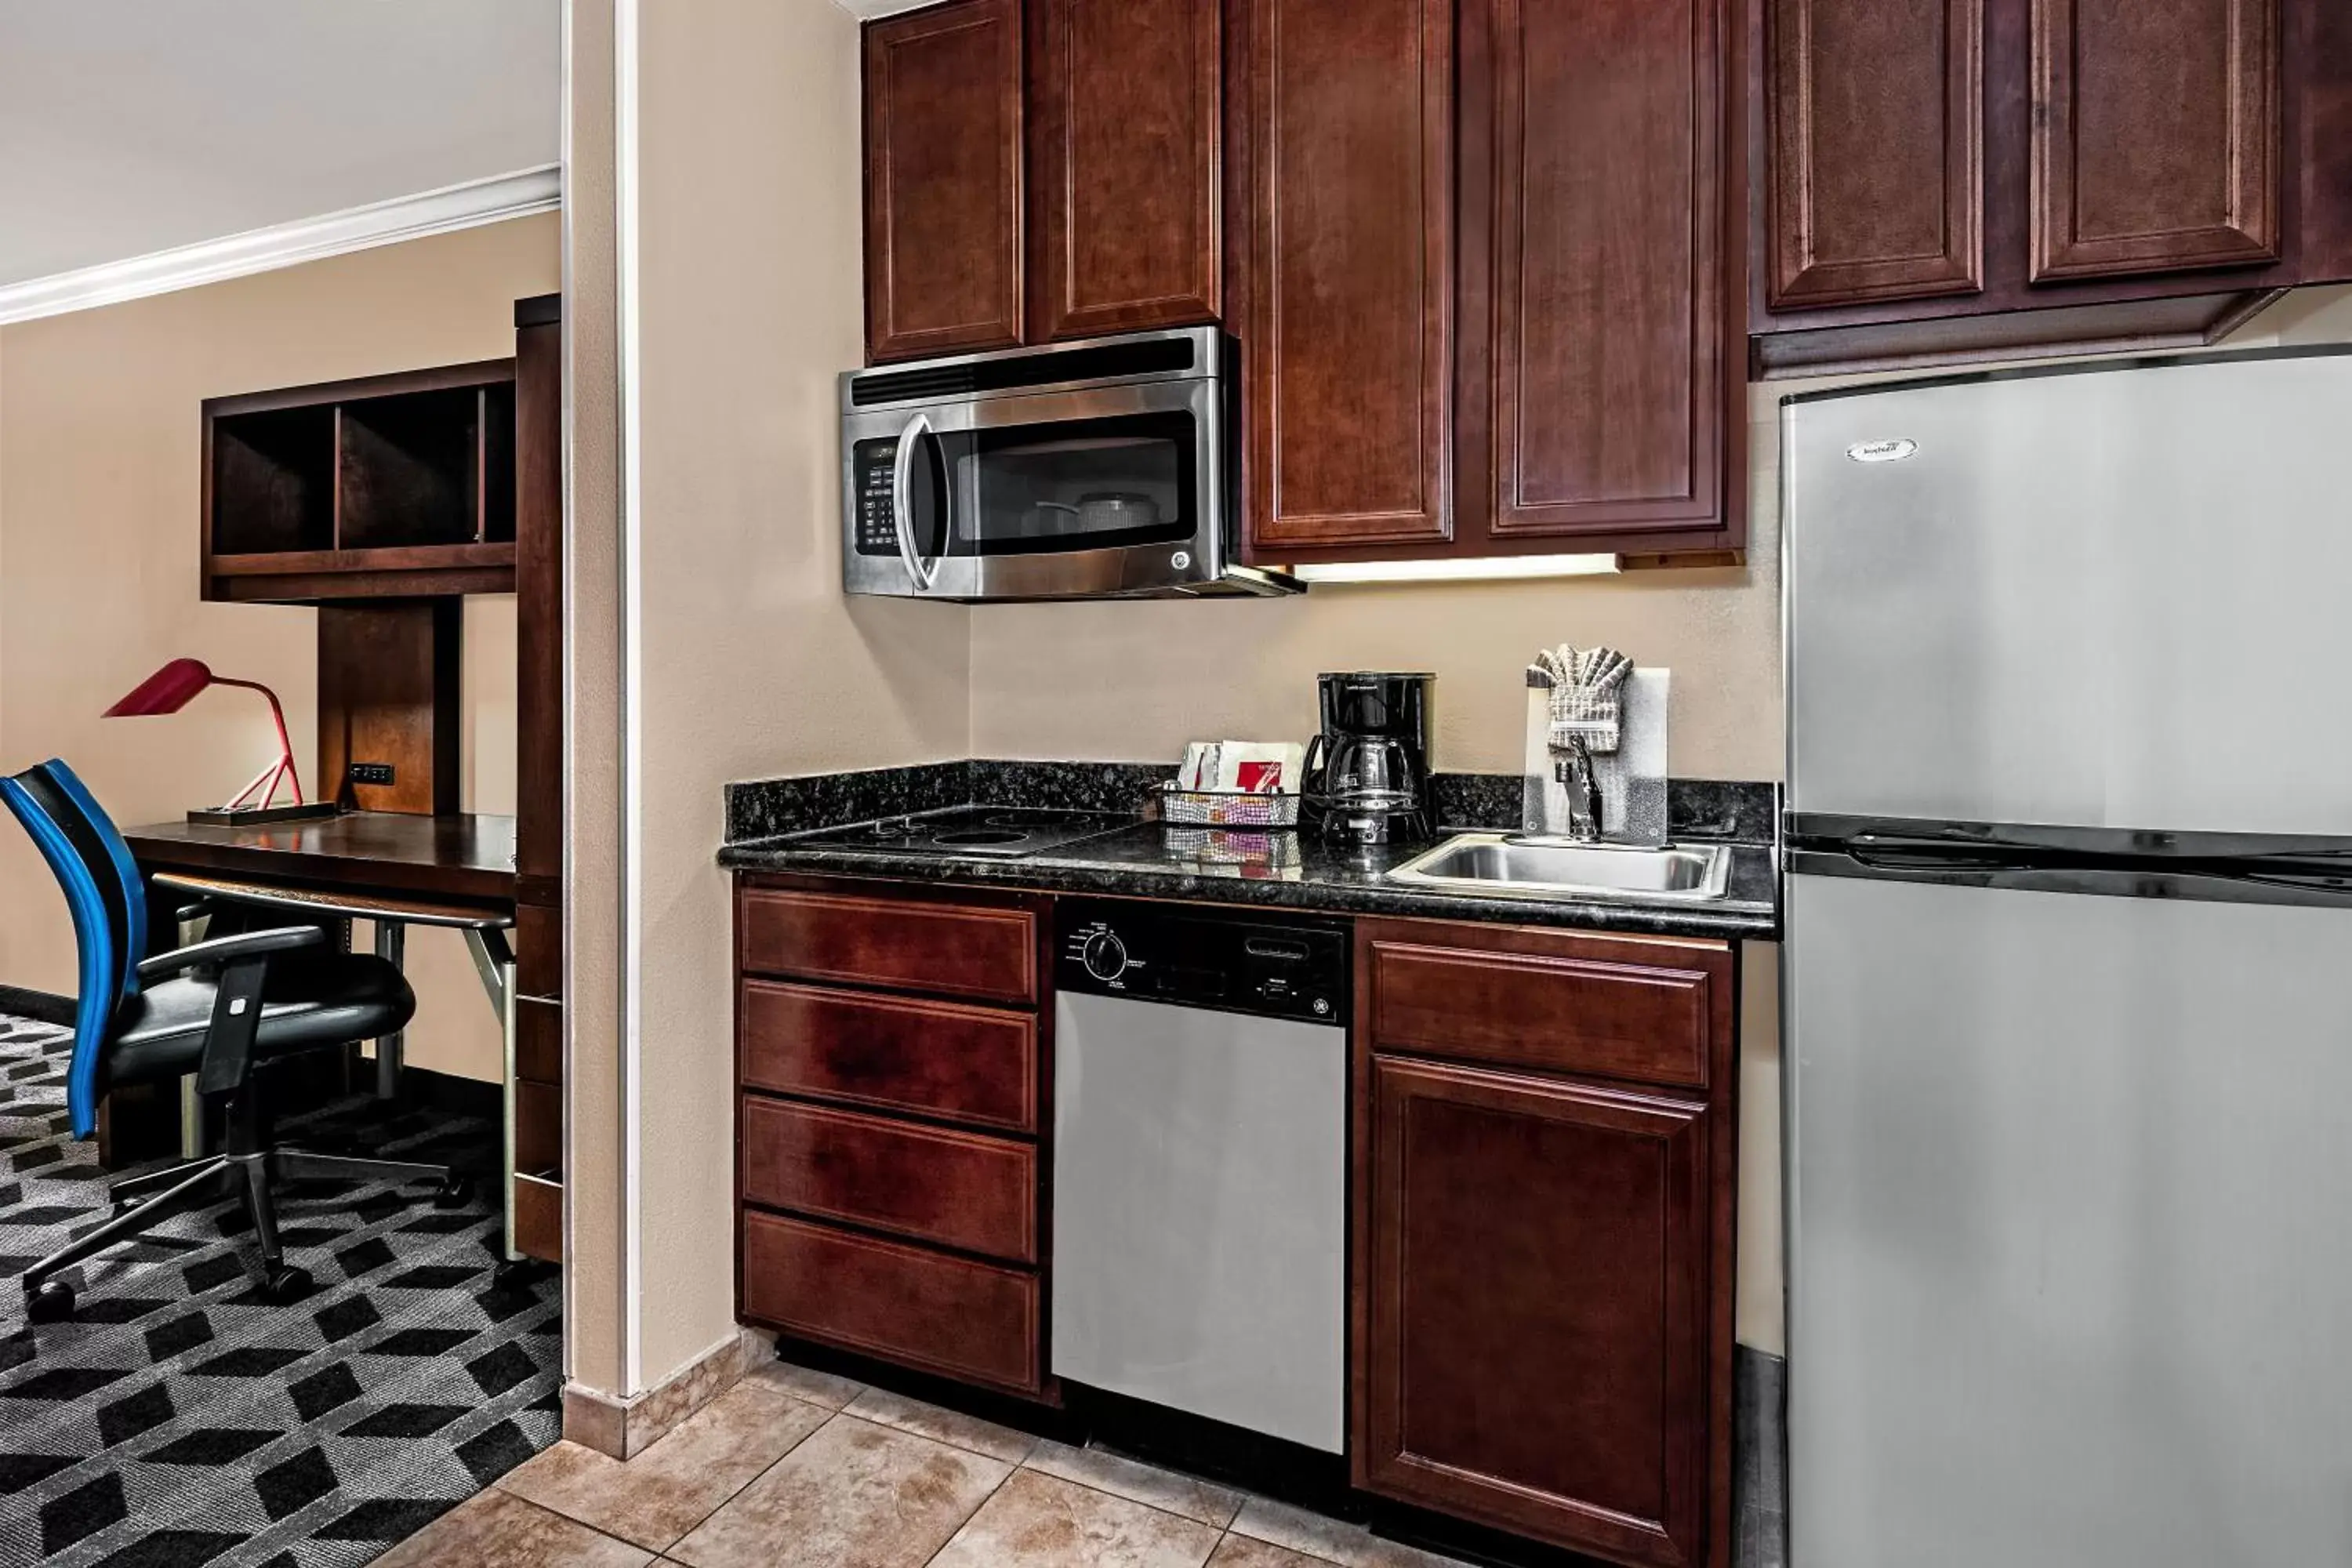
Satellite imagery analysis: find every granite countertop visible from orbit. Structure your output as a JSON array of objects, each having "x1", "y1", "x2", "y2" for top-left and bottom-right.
[{"x1": 717, "y1": 761, "x2": 1780, "y2": 940}]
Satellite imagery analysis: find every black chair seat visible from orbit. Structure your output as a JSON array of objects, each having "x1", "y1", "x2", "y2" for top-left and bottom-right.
[{"x1": 108, "y1": 953, "x2": 416, "y2": 1086}]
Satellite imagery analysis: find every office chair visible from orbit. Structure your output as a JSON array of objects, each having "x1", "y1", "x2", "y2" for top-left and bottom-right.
[{"x1": 2, "y1": 758, "x2": 467, "y2": 1321}]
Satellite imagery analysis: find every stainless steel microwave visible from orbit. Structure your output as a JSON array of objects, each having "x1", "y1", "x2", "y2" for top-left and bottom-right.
[{"x1": 839, "y1": 327, "x2": 1296, "y2": 601}]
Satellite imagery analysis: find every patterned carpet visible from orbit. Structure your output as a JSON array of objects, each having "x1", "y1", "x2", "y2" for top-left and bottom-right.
[{"x1": 0, "y1": 1014, "x2": 561, "y2": 1566}]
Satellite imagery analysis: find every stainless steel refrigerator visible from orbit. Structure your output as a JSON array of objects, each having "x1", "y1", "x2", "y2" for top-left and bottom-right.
[{"x1": 1782, "y1": 346, "x2": 2352, "y2": 1568}]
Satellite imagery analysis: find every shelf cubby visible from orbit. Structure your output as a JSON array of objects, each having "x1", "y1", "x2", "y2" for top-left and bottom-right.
[{"x1": 201, "y1": 359, "x2": 518, "y2": 603}]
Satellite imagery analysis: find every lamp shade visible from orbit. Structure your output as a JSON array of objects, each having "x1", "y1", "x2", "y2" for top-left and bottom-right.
[{"x1": 104, "y1": 658, "x2": 216, "y2": 717}]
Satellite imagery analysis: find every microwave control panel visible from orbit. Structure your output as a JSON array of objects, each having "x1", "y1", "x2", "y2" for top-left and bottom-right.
[{"x1": 851, "y1": 438, "x2": 898, "y2": 556}]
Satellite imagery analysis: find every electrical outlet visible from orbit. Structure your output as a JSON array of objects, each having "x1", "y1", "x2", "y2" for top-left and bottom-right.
[{"x1": 348, "y1": 762, "x2": 395, "y2": 786}]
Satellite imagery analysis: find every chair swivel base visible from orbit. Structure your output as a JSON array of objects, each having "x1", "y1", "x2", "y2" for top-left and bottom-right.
[{"x1": 22, "y1": 1148, "x2": 466, "y2": 1323}]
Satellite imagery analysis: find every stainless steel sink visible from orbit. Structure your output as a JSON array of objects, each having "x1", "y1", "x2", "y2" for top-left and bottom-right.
[{"x1": 1385, "y1": 833, "x2": 1732, "y2": 902}]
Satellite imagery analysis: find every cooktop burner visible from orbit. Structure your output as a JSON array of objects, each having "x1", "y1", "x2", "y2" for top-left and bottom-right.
[{"x1": 793, "y1": 804, "x2": 1141, "y2": 858}]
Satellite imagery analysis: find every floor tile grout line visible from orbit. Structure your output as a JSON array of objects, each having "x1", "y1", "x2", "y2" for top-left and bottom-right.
[{"x1": 498, "y1": 1384, "x2": 841, "y2": 1558}]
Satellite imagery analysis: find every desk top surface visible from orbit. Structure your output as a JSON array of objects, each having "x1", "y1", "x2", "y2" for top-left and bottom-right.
[{"x1": 123, "y1": 811, "x2": 517, "y2": 906}]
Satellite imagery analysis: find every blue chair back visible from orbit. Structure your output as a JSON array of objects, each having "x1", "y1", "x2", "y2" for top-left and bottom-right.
[{"x1": 1, "y1": 759, "x2": 147, "y2": 1138}]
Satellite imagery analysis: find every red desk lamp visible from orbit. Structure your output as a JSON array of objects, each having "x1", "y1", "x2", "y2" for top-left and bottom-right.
[{"x1": 104, "y1": 658, "x2": 339, "y2": 825}]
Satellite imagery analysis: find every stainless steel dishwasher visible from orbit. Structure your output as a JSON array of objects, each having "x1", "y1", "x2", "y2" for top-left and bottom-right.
[{"x1": 1051, "y1": 898, "x2": 1348, "y2": 1453}]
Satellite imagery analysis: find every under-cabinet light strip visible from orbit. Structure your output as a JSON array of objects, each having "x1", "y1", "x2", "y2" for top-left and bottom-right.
[{"x1": 1289, "y1": 554, "x2": 1623, "y2": 584}]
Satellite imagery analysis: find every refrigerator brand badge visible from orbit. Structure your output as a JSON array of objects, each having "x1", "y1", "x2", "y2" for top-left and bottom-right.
[{"x1": 1847, "y1": 438, "x2": 1919, "y2": 463}]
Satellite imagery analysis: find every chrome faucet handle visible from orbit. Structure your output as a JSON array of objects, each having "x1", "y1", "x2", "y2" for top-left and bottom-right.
[{"x1": 1553, "y1": 736, "x2": 1605, "y2": 842}]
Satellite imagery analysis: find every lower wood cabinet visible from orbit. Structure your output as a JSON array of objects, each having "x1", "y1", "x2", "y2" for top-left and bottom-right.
[
  {"x1": 1358, "y1": 1058, "x2": 1711, "y2": 1565},
  {"x1": 1352, "y1": 916, "x2": 1738, "y2": 1568},
  {"x1": 742, "y1": 1211, "x2": 1041, "y2": 1392},
  {"x1": 733, "y1": 874, "x2": 1050, "y2": 1399}
]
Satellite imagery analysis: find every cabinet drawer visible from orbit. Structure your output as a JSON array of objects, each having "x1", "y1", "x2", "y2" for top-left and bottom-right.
[
  {"x1": 741, "y1": 1210, "x2": 1040, "y2": 1393},
  {"x1": 512, "y1": 1171, "x2": 562, "y2": 1265},
  {"x1": 516, "y1": 995, "x2": 562, "y2": 1085},
  {"x1": 740, "y1": 980, "x2": 1036, "y2": 1133},
  {"x1": 1359, "y1": 920, "x2": 1730, "y2": 1089},
  {"x1": 741, "y1": 1098, "x2": 1036, "y2": 1263},
  {"x1": 738, "y1": 886, "x2": 1036, "y2": 1004}
]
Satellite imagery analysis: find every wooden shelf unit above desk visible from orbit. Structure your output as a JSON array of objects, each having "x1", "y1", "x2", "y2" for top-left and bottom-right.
[{"x1": 201, "y1": 360, "x2": 518, "y2": 604}]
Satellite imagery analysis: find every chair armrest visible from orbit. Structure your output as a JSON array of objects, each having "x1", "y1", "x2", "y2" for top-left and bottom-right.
[{"x1": 137, "y1": 924, "x2": 324, "y2": 984}]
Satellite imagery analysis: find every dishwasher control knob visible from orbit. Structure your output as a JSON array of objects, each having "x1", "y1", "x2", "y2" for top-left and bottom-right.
[{"x1": 1082, "y1": 931, "x2": 1129, "y2": 982}]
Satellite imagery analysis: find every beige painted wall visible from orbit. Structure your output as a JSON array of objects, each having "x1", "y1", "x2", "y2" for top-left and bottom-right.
[
  {"x1": 0, "y1": 213, "x2": 559, "y2": 1081},
  {"x1": 627, "y1": 0, "x2": 972, "y2": 1385}
]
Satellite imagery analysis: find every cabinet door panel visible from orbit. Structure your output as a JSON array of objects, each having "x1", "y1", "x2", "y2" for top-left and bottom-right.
[
  {"x1": 1768, "y1": 0, "x2": 1984, "y2": 308},
  {"x1": 2031, "y1": 0, "x2": 2280, "y2": 281},
  {"x1": 1356, "y1": 1057, "x2": 1708, "y2": 1565},
  {"x1": 1487, "y1": 0, "x2": 1729, "y2": 538},
  {"x1": 1031, "y1": 0, "x2": 1221, "y2": 339},
  {"x1": 864, "y1": 0, "x2": 1025, "y2": 362},
  {"x1": 1243, "y1": 0, "x2": 1453, "y2": 550}
]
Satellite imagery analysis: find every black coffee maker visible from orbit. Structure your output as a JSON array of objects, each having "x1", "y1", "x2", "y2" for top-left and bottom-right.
[{"x1": 1302, "y1": 672, "x2": 1435, "y2": 844}]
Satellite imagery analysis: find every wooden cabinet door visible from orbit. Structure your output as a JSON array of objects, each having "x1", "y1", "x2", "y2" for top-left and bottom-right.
[
  {"x1": 2030, "y1": 0, "x2": 2280, "y2": 281},
  {"x1": 1477, "y1": 0, "x2": 1736, "y2": 543},
  {"x1": 1029, "y1": 0, "x2": 1221, "y2": 339},
  {"x1": 1766, "y1": 0, "x2": 1984, "y2": 308},
  {"x1": 864, "y1": 0, "x2": 1025, "y2": 363},
  {"x1": 1241, "y1": 0, "x2": 1454, "y2": 552},
  {"x1": 1356, "y1": 1056, "x2": 1710, "y2": 1566}
]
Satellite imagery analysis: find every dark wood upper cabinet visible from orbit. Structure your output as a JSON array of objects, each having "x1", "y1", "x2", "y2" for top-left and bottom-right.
[
  {"x1": 1479, "y1": 0, "x2": 1737, "y2": 543},
  {"x1": 1752, "y1": 0, "x2": 2346, "y2": 376},
  {"x1": 2029, "y1": 0, "x2": 2280, "y2": 281},
  {"x1": 1239, "y1": 0, "x2": 1454, "y2": 553},
  {"x1": 1767, "y1": 0, "x2": 1984, "y2": 307},
  {"x1": 1029, "y1": 0, "x2": 1222, "y2": 339},
  {"x1": 864, "y1": 0, "x2": 1026, "y2": 363},
  {"x1": 1357, "y1": 1057, "x2": 1711, "y2": 1566}
]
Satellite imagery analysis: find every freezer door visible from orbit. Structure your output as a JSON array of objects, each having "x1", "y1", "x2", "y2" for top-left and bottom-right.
[
  {"x1": 1786, "y1": 873, "x2": 2352, "y2": 1568},
  {"x1": 1784, "y1": 350, "x2": 2352, "y2": 835}
]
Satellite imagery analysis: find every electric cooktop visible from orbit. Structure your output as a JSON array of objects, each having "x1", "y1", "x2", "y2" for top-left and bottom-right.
[{"x1": 790, "y1": 804, "x2": 1142, "y2": 859}]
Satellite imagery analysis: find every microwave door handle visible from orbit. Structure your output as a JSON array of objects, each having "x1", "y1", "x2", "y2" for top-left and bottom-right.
[{"x1": 891, "y1": 411, "x2": 939, "y2": 592}]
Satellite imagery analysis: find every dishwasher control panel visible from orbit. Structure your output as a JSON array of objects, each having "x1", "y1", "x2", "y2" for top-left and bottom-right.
[{"x1": 1054, "y1": 898, "x2": 1348, "y2": 1025}]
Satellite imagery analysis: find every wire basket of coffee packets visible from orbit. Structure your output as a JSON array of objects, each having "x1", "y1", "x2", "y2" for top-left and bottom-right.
[
  {"x1": 1156, "y1": 785, "x2": 1303, "y2": 829},
  {"x1": 1157, "y1": 739, "x2": 1308, "y2": 828}
]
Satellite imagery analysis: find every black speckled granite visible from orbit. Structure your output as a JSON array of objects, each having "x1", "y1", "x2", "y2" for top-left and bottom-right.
[
  {"x1": 967, "y1": 760, "x2": 1176, "y2": 814},
  {"x1": 720, "y1": 761, "x2": 1781, "y2": 937},
  {"x1": 1423, "y1": 773, "x2": 1776, "y2": 840},
  {"x1": 721, "y1": 822, "x2": 1777, "y2": 938},
  {"x1": 724, "y1": 761, "x2": 967, "y2": 843},
  {"x1": 1426, "y1": 772, "x2": 1523, "y2": 831},
  {"x1": 1668, "y1": 779, "x2": 1779, "y2": 844}
]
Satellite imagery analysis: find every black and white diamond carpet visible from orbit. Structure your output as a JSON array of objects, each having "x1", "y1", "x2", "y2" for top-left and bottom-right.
[{"x1": 0, "y1": 1014, "x2": 561, "y2": 1566}]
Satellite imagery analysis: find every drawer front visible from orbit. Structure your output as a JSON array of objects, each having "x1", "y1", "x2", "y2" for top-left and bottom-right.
[
  {"x1": 516, "y1": 995, "x2": 562, "y2": 1085},
  {"x1": 741, "y1": 1098, "x2": 1036, "y2": 1263},
  {"x1": 739, "y1": 887, "x2": 1036, "y2": 1004},
  {"x1": 516, "y1": 901, "x2": 562, "y2": 1000},
  {"x1": 515, "y1": 1077, "x2": 563, "y2": 1178},
  {"x1": 740, "y1": 980, "x2": 1036, "y2": 1133},
  {"x1": 512, "y1": 1172, "x2": 562, "y2": 1264},
  {"x1": 1360, "y1": 921, "x2": 1730, "y2": 1089},
  {"x1": 741, "y1": 1210, "x2": 1040, "y2": 1393}
]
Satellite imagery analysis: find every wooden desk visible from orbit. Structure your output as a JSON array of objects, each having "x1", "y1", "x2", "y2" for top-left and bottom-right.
[
  {"x1": 122, "y1": 811, "x2": 517, "y2": 906},
  {"x1": 121, "y1": 811, "x2": 533, "y2": 1267}
]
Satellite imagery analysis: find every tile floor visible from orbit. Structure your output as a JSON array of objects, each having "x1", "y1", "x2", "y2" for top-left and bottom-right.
[{"x1": 379, "y1": 1357, "x2": 1478, "y2": 1568}]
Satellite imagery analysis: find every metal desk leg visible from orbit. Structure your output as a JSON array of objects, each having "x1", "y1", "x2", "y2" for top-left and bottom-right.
[
  {"x1": 464, "y1": 926, "x2": 520, "y2": 1264},
  {"x1": 373, "y1": 920, "x2": 406, "y2": 1098}
]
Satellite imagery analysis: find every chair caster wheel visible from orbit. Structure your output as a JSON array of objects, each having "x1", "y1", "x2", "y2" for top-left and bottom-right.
[
  {"x1": 24, "y1": 1279, "x2": 74, "y2": 1323},
  {"x1": 431, "y1": 1177, "x2": 473, "y2": 1210},
  {"x1": 492, "y1": 1259, "x2": 547, "y2": 1291},
  {"x1": 259, "y1": 1265, "x2": 312, "y2": 1305}
]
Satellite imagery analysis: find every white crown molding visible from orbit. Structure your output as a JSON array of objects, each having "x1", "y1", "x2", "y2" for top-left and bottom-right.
[
  {"x1": 830, "y1": 0, "x2": 938, "y2": 19},
  {"x1": 0, "y1": 164, "x2": 563, "y2": 328}
]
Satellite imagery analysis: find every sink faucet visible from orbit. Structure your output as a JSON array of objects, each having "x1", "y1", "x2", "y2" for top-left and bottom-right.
[{"x1": 1556, "y1": 737, "x2": 1605, "y2": 842}]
